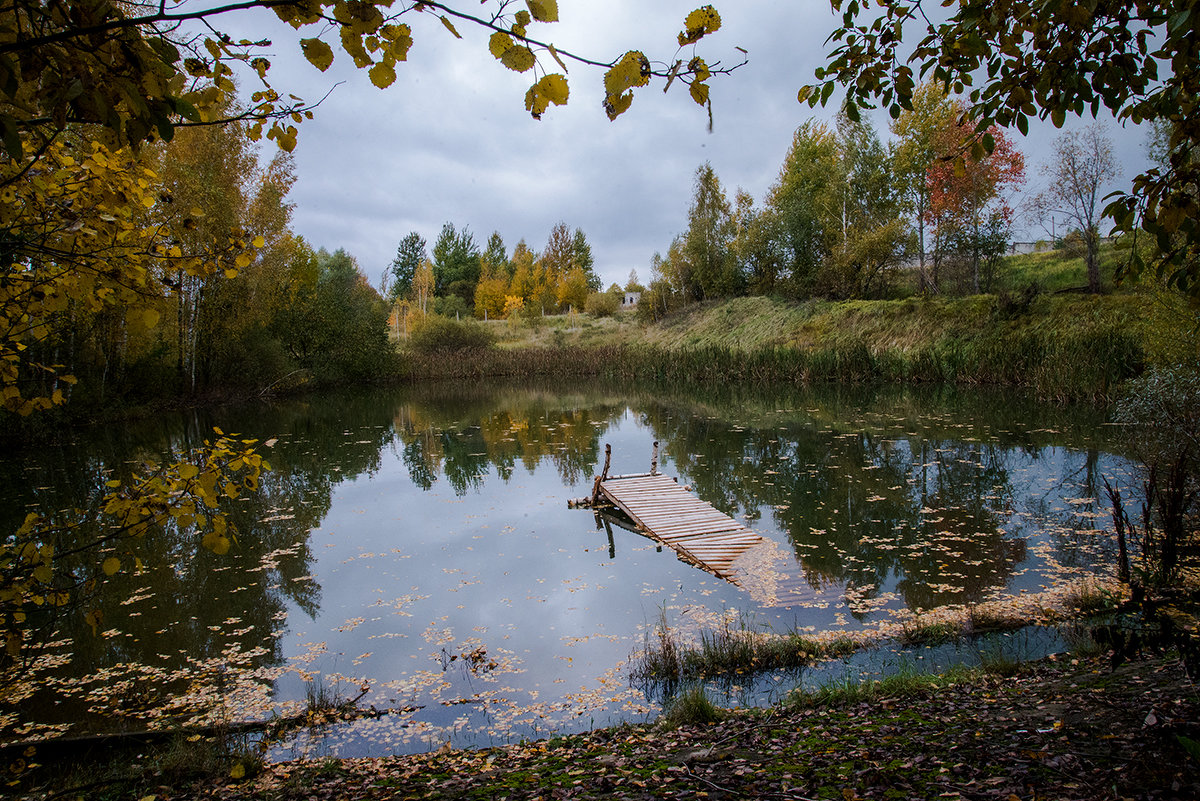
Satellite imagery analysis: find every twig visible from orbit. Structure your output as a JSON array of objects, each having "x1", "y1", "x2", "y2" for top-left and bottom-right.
[{"x1": 684, "y1": 765, "x2": 820, "y2": 801}]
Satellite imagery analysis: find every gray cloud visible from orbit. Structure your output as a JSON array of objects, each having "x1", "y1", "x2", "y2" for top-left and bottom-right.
[{"x1": 229, "y1": 2, "x2": 1151, "y2": 288}]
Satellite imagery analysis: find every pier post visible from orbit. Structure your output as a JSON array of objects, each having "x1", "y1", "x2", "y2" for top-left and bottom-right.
[
  {"x1": 591, "y1": 443, "x2": 612, "y2": 506},
  {"x1": 650, "y1": 441, "x2": 659, "y2": 476}
]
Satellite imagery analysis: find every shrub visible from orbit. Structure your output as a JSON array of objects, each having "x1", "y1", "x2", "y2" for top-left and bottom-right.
[
  {"x1": 408, "y1": 315, "x2": 495, "y2": 352},
  {"x1": 585, "y1": 291, "x2": 619, "y2": 317},
  {"x1": 433, "y1": 294, "x2": 472, "y2": 319}
]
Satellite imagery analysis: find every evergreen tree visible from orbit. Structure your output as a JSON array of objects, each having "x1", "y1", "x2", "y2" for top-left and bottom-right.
[
  {"x1": 572, "y1": 228, "x2": 600, "y2": 291},
  {"x1": 432, "y1": 223, "x2": 481, "y2": 303},
  {"x1": 387, "y1": 232, "x2": 428, "y2": 300}
]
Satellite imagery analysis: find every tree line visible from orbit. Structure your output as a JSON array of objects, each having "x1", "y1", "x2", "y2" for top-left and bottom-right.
[
  {"x1": 2, "y1": 106, "x2": 395, "y2": 416},
  {"x1": 640, "y1": 83, "x2": 1133, "y2": 319},
  {"x1": 383, "y1": 221, "x2": 605, "y2": 323}
]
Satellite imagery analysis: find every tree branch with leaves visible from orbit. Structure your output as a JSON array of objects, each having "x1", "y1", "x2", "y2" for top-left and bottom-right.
[{"x1": 798, "y1": 0, "x2": 1200, "y2": 300}]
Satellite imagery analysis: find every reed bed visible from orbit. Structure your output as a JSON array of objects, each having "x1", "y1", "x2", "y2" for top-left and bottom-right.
[{"x1": 399, "y1": 317, "x2": 1143, "y2": 402}]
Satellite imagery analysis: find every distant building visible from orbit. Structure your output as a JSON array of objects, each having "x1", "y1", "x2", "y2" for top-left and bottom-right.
[{"x1": 621, "y1": 291, "x2": 640, "y2": 309}]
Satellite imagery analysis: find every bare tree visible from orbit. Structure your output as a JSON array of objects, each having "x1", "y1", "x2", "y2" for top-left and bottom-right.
[{"x1": 1034, "y1": 124, "x2": 1118, "y2": 294}]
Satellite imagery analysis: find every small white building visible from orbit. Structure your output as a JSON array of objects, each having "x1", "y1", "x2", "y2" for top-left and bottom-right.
[{"x1": 621, "y1": 291, "x2": 641, "y2": 309}]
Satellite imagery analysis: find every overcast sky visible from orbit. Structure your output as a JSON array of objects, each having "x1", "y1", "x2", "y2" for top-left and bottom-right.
[{"x1": 224, "y1": 1, "x2": 1153, "y2": 290}]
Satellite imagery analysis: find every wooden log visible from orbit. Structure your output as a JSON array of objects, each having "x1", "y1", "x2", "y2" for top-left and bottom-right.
[{"x1": 650, "y1": 441, "x2": 659, "y2": 475}]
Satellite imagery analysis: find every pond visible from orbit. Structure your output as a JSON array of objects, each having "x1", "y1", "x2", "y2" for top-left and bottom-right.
[{"x1": 0, "y1": 379, "x2": 1134, "y2": 758}]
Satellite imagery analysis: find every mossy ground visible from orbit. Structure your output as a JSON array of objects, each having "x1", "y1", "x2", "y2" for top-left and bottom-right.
[{"x1": 26, "y1": 650, "x2": 1196, "y2": 801}]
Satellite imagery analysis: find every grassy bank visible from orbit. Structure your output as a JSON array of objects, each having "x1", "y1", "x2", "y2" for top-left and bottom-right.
[{"x1": 402, "y1": 290, "x2": 1152, "y2": 401}]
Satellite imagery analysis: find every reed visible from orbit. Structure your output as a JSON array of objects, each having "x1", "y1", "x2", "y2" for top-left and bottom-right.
[{"x1": 397, "y1": 290, "x2": 1151, "y2": 402}]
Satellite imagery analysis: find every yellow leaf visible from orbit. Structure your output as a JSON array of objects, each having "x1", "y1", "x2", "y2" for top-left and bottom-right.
[
  {"x1": 178, "y1": 463, "x2": 199, "y2": 480},
  {"x1": 547, "y1": 44, "x2": 568, "y2": 73},
  {"x1": 526, "y1": 0, "x2": 559, "y2": 22},
  {"x1": 102, "y1": 557, "x2": 120, "y2": 576},
  {"x1": 439, "y1": 15, "x2": 461, "y2": 38},
  {"x1": 604, "y1": 91, "x2": 634, "y2": 120},
  {"x1": 678, "y1": 6, "x2": 722, "y2": 46},
  {"x1": 604, "y1": 51, "x2": 649, "y2": 96},
  {"x1": 387, "y1": 24, "x2": 412, "y2": 60},
  {"x1": 252, "y1": 235, "x2": 266, "y2": 248},
  {"x1": 229, "y1": 762, "x2": 246, "y2": 780},
  {"x1": 369, "y1": 61, "x2": 396, "y2": 88},
  {"x1": 540, "y1": 74, "x2": 569, "y2": 105},
  {"x1": 500, "y1": 45, "x2": 536, "y2": 73},
  {"x1": 525, "y1": 84, "x2": 549, "y2": 118},
  {"x1": 236, "y1": 251, "x2": 253, "y2": 269},
  {"x1": 690, "y1": 80, "x2": 710, "y2": 105},
  {"x1": 301, "y1": 38, "x2": 334, "y2": 71},
  {"x1": 143, "y1": 309, "x2": 160, "y2": 328},
  {"x1": 489, "y1": 31, "x2": 514, "y2": 59}
]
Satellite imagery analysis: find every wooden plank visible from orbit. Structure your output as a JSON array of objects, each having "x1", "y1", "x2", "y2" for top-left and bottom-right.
[{"x1": 596, "y1": 472, "x2": 766, "y2": 585}]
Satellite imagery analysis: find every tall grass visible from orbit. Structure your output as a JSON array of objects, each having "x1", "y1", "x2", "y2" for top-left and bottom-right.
[
  {"x1": 398, "y1": 291, "x2": 1149, "y2": 401},
  {"x1": 628, "y1": 612, "x2": 859, "y2": 689}
]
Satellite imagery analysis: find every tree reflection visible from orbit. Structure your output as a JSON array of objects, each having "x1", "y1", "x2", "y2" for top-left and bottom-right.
[{"x1": 636, "y1": 384, "x2": 1116, "y2": 612}]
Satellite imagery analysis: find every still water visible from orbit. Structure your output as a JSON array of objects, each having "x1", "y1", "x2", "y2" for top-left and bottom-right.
[{"x1": 0, "y1": 380, "x2": 1133, "y2": 757}]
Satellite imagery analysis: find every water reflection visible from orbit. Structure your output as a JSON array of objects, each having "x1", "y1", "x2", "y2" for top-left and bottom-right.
[{"x1": 0, "y1": 380, "x2": 1132, "y2": 754}]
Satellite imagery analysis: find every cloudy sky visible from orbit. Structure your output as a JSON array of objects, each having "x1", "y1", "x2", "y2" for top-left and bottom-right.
[{"x1": 223, "y1": 1, "x2": 1153, "y2": 290}]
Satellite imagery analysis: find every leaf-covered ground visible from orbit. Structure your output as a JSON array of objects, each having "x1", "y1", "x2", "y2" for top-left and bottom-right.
[{"x1": 111, "y1": 651, "x2": 1197, "y2": 801}]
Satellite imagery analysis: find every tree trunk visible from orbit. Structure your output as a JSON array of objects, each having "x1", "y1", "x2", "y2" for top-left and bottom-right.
[{"x1": 1086, "y1": 226, "x2": 1101, "y2": 293}]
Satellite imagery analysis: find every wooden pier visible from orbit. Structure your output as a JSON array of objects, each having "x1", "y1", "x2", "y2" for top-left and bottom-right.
[
  {"x1": 594, "y1": 472, "x2": 764, "y2": 582},
  {"x1": 571, "y1": 443, "x2": 819, "y2": 607},
  {"x1": 569, "y1": 443, "x2": 763, "y2": 582}
]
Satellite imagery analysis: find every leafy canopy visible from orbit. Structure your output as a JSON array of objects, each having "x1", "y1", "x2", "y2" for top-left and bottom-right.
[
  {"x1": 0, "y1": 1, "x2": 742, "y2": 166},
  {"x1": 797, "y1": 0, "x2": 1200, "y2": 300}
]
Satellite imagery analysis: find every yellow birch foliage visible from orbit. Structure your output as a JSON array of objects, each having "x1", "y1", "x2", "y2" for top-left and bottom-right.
[{"x1": 0, "y1": 137, "x2": 258, "y2": 415}]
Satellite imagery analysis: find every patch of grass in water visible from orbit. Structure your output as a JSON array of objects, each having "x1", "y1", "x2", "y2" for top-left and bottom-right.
[
  {"x1": 629, "y1": 611, "x2": 860, "y2": 686},
  {"x1": 658, "y1": 684, "x2": 724, "y2": 729}
]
